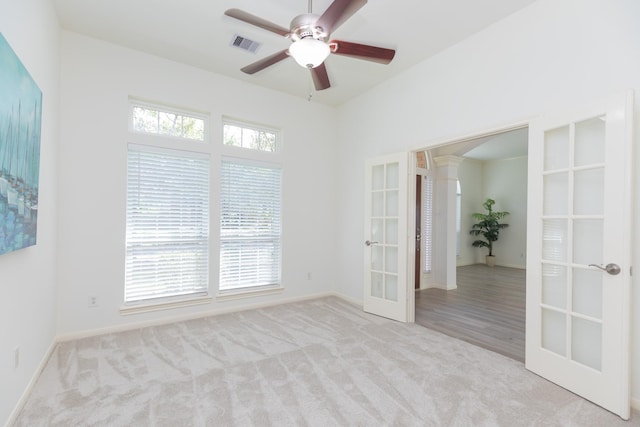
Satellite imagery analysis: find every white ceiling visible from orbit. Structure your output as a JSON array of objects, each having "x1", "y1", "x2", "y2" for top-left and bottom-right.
[
  {"x1": 53, "y1": 0, "x2": 537, "y2": 106},
  {"x1": 429, "y1": 128, "x2": 529, "y2": 161},
  {"x1": 462, "y1": 128, "x2": 529, "y2": 160}
]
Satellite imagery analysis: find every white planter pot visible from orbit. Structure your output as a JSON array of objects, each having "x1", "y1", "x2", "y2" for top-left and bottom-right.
[{"x1": 486, "y1": 255, "x2": 496, "y2": 267}]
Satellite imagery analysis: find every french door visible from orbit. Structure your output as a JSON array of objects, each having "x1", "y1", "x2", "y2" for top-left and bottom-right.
[
  {"x1": 363, "y1": 153, "x2": 409, "y2": 322},
  {"x1": 526, "y1": 92, "x2": 633, "y2": 419}
]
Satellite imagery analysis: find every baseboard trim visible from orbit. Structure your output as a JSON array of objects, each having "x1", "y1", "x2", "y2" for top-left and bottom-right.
[
  {"x1": 5, "y1": 341, "x2": 56, "y2": 427},
  {"x1": 56, "y1": 291, "x2": 341, "y2": 342},
  {"x1": 632, "y1": 396, "x2": 640, "y2": 412},
  {"x1": 496, "y1": 263, "x2": 526, "y2": 270},
  {"x1": 330, "y1": 291, "x2": 362, "y2": 308},
  {"x1": 458, "y1": 262, "x2": 526, "y2": 270},
  {"x1": 420, "y1": 282, "x2": 457, "y2": 291}
]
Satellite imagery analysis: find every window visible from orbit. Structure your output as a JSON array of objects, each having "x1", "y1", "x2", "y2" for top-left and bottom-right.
[
  {"x1": 223, "y1": 119, "x2": 278, "y2": 152},
  {"x1": 125, "y1": 99, "x2": 210, "y2": 306},
  {"x1": 219, "y1": 119, "x2": 282, "y2": 293},
  {"x1": 125, "y1": 145, "x2": 210, "y2": 303},
  {"x1": 220, "y1": 160, "x2": 282, "y2": 291},
  {"x1": 423, "y1": 173, "x2": 434, "y2": 273},
  {"x1": 131, "y1": 102, "x2": 206, "y2": 141}
]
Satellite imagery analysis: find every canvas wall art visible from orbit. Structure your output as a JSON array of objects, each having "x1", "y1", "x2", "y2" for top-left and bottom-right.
[{"x1": 0, "y1": 33, "x2": 42, "y2": 255}]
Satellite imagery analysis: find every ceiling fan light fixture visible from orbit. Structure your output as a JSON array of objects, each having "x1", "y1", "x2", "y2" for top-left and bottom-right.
[{"x1": 289, "y1": 38, "x2": 330, "y2": 68}]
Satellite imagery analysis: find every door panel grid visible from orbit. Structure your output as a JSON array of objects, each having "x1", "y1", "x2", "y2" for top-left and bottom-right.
[
  {"x1": 364, "y1": 153, "x2": 408, "y2": 322},
  {"x1": 540, "y1": 117, "x2": 604, "y2": 368},
  {"x1": 369, "y1": 163, "x2": 399, "y2": 302}
]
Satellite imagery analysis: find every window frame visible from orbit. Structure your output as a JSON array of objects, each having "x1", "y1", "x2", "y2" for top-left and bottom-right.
[
  {"x1": 222, "y1": 116, "x2": 282, "y2": 155},
  {"x1": 219, "y1": 157, "x2": 283, "y2": 295},
  {"x1": 129, "y1": 99, "x2": 209, "y2": 143},
  {"x1": 217, "y1": 118, "x2": 284, "y2": 298},
  {"x1": 122, "y1": 98, "x2": 212, "y2": 314}
]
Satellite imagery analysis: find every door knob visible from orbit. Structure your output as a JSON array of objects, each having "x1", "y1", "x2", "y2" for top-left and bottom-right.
[
  {"x1": 588, "y1": 263, "x2": 621, "y2": 275},
  {"x1": 365, "y1": 240, "x2": 378, "y2": 247}
]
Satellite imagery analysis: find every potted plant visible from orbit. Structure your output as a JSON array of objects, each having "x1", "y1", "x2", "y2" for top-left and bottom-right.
[{"x1": 469, "y1": 198, "x2": 509, "y2": 267}]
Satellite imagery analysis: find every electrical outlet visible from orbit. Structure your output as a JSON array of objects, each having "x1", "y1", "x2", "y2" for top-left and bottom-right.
[
  {"x1": 88, "y1": 296, "x2": 98, "y2": 308},
  {"x1": 14, "y1": 346, "x2": 19, "y2": 369}
]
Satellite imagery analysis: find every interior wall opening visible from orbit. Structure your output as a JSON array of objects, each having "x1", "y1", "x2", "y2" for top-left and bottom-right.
[{"x1": 413, "y1": 126, "x2": 529, "y2": 362}]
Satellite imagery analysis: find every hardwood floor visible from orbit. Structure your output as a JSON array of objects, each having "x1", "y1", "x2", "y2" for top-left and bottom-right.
[{"x1": 415, "y1": 264, "x2": 526, "y2": 362}]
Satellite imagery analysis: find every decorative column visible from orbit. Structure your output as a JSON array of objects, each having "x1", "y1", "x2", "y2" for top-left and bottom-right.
[{"x1": 432, "y1": 155, "x2": 464, "y2": 290}]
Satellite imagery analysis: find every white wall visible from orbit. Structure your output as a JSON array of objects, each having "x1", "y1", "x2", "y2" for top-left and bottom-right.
[
  {"x1": 336, "y1": 0, "x2": 640, "y2": 404},
  {"x1": 0, "y1": 0, "x2": 59, "y2": 424},
  {"x1": 56, "y1": 32, "x2": 339, "y2": 336},
  {"x1": 481, "y1": 156, "x2": 527, "y2": 268},
  {"x1": 457, "y1": 156, "x2": 527, "y2": 268}
]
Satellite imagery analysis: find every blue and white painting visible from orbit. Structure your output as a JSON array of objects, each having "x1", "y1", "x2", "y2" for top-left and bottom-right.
[{"x1": 0, "y1": 33, "x2": 42, "y2": 255}]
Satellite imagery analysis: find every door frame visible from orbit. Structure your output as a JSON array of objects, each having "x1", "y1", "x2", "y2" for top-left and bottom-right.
[{"x1": 407, "y1": 120, "x2": 529, "y2": 305}]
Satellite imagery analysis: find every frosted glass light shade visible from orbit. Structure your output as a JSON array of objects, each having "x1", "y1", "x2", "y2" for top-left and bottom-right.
[{"x1": 289, "y1": 38, "x2": 330, "y2": 68}]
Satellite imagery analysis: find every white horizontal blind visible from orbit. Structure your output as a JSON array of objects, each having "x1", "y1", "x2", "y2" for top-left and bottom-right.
[
  {"x1": 423, "y1": 173, "x2": 434, "y2": 273},
  {"x1": 125, "y1": 144, "x2": 210, "y2": 303},
  {"x1": 220, "y1": 159, "x2": 281, "y2": 291}
]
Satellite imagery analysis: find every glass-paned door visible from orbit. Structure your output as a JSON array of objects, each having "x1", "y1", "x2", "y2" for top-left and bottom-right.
[
  {"x1": 364, "y1": 153, "x2": 408, "y2": 322},
  {"x1": 526, "y1": 92, "x2": 633, "y2": 419}
]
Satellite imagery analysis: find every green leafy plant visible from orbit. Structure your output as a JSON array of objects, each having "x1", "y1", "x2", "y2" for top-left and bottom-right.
[{"x1": 469, "y1": 198, "x2": 509, "y2": 256}]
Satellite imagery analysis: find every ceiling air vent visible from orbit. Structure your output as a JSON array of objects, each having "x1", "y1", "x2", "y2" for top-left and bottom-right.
[{"x1": 230, "y1": 34, "x2": 261, "y2": 54}]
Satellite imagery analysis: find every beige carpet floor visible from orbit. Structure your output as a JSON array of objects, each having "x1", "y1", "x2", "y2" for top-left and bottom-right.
[{"x1": 13, "y1": 297, "x2": 639, "y2": 426}]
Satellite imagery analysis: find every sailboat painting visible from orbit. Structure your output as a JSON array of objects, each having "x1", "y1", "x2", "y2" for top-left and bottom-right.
[{"x1": 0, "y1": 33, "x2": 42, "y2": 255}]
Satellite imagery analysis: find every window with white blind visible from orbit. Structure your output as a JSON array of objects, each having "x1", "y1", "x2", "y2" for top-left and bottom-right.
[
  {"x1": 125, "y1": 144, "x2": 210, "y2": 303},
  {"x1": 219, "y1": 159, "x2": 282, "y2": 291},
  {"x1": 422, "y1": 173, "x2": 434, "y2": 273}
]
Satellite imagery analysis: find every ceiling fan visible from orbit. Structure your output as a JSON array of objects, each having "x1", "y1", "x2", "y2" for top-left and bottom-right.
[{"x1": 224, "y1": 0, "x2": 396, "y2": 91}]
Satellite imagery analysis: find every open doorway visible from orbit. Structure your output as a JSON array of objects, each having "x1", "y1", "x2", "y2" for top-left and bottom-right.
[{"x1": 413, "y1": 127, "x2": 528, "y2": 362}]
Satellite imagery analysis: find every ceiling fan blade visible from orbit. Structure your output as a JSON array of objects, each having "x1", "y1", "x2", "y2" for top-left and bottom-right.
[
  {"x1": 330, "y1": 40, "x2": 395, "y2": 64},
  {"x1": 225, "y1": 9, "x2": 289, "y2": 37},
  {"x1": 311, "y1": 63, "x2": 331, "y2": 91},
  {"x1": 316, "y1": 0, "x2": 367, "y2": 36},
  {"x1": 241, "y1": 49, "x2": 290, "y2": 74}
]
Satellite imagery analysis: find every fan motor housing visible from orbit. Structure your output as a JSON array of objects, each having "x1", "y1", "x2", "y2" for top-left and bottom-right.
[{"x1": 289, "y1": 14, "x2": 326, "y2": 41}]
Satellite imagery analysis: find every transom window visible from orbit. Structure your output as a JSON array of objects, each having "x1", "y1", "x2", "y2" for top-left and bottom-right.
[
  {"x1": 223, "y1": 118, "x2": 279, "y2": 152},
  {"x1": 131, "y1": 101, "x2": 206, "y2": 141}
]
